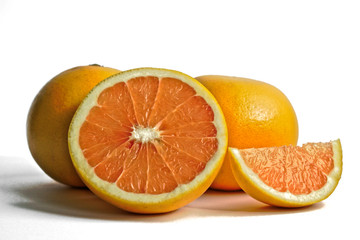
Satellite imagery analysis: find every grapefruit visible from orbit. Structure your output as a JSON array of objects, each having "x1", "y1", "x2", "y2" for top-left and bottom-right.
[
  {"x1": 229, "y1": 139, "x2": 342, "y2": 207},
  {"x1": 68, "y1": 68, "x2": 228, "y2": 213},
  {"x1": 27, "y1": 64, "x2": 121, "y2": 187},
  {"x1": 196, "y1": 75, "x2": 299, "y2": 190}
]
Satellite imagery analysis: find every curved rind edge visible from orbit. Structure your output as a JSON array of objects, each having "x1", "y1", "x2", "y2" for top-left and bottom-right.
[{"x1": 229, "y1": 139, "x2": 343, "y2": 208}]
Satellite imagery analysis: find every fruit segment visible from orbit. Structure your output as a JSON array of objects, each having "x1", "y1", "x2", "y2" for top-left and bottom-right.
[
  {"x1": 97, "y1": 82, "x2": 138, "y2": 127},
  {"x1": 160, "y1": 122, "x2": 217, "y2": 138},
  {"x1": 116, "y1": 143, "x2": 148, "y2": 193},
  {"x1": 158, "y1": 96, "x2": 215, "y2": 130},
  {"x1": 126, "y1": 76, "x2": 159, "y2": 126},
  {"x1": 239, "y1": 142, "x2": 334, "y2": 195},
  {"x1": 93, "y1": 141, "x2": 134, "y2": 182},
  {"x1": 79, "y1": 121, "x2": 131, "y2": 155},
  {"x1": 154, "y1": 141, "x2": 207, "y2": 184},
  {"x1": 162, "y1": 137, "x2": 218, "y2": 162},
  {"x1": 146, "y1": 143, "x2": 178, "y2": 194},
  {"x1": 148, "y1": 77, "x2": 196, "y2": 126}
]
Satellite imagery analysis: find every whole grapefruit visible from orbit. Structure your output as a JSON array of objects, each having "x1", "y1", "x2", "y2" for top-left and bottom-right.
[
  {"x1": 196, "y1": 75, "x2": 299, "y2": 191},
  {"x1": 27, "y1": 64, "x2": 120, "y2": 187}
]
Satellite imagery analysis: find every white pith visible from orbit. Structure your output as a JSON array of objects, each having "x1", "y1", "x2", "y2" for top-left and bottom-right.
[
  {"x1": 68, "y1": 68, "x2": 228, "y2": 204},
  {"x1": 229, "y1": 139, "x2": 342, "y2": 204},
  {"x1": 130, "y1": 125, "x2": 160, "y2": 143}
]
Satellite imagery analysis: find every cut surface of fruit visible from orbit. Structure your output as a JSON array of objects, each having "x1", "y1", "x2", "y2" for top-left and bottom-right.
[
  {"x1": 69, "y1": 68, "x2": 227, "y2": 213},
  {"x1": 229, "y1": 139, "x2": 342, "y2": 207}
]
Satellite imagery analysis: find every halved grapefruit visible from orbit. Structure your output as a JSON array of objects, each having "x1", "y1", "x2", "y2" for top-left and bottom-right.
[
  {"x1": 68, "y1": 68, "x2": 228, "y2": 213},
  {"x1": 229, "y1": 139, "x2": 342, "y2": 207}
]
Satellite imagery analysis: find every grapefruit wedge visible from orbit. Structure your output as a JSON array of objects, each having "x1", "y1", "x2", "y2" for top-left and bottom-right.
[
  {"x1": 68, "y1": 68, "x2": 228, "y2": 213},
  {"x1": 229, "y1": 139, "x2": 342, "y2": 207}
]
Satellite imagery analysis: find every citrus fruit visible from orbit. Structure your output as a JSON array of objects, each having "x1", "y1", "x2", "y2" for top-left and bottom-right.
[
  {"x1": 196, "y1": 75, "x2": 299, "y2": 191},
  {"x1": 229, "y1": 139, "x2": 342, "y2": 207},
  {"x1": 68, "y1": 68, "x2": 228, "y2": 213},
  {"x1": 27, "y1": 64, "x2": 121, "y2": 187}
]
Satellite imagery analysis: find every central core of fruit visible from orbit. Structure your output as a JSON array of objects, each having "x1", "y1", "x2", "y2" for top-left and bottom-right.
[{"x1": 130, "y1": 125, "x2": 160, "y2": 143}]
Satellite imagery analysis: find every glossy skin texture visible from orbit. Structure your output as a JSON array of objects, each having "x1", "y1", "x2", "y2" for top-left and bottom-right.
[
  {"x1": 196, "y1": 75, "x2": 299, "y2": 191},
  {"x1": 27, "y1": 65, "x2": 121, "y2": 187}
]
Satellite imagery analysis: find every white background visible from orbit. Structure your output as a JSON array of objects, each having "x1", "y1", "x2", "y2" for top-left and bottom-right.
[{"x1": 1, "y1": 0, "x2": 359, "y2": 239}]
